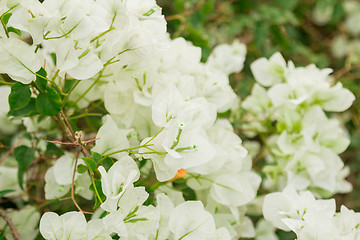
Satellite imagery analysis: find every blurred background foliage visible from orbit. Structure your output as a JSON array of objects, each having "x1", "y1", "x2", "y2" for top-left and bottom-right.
[{"x1": 158, "y1": 0, "x2": 360, "y2": 219}]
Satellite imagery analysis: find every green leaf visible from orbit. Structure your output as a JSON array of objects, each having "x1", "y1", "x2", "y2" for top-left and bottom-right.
[
  {"x1": 14, "y1": 146, "x2": 35, "y2": 190},
  {"x1": 0, "y1": 224, "x2": 7, "y2": 240},
  {"x1": 77, "y1": 164, "x2": 88, "y2": 174},
  {"x1": 91, "y1": 152, "x2": 102, "y2": 163},
  {"x1": 82, "y1": 157, "x2": 97, "y2": 173},
  {"x1": 100, "y1": 156, "x2": 114, "y2": 172},
  {"x1": 2, "y1": 12, "x2": 12, "y2": 25},
  {"x1": 36, "y1": 86, "x2": 62, "y2": 116},
  {"x1": 35, "y1": 67, "x2": 47, "y2": 92},
  {"x1": 50, "y1": 53, "x2": 57, "y2": 66},
  {"x1": 64, "y1": 79, "x2": 77, "y2": 93},
  {"x1": 89, "y1": 180, "x2": 105, "y2": 208},
  {"x1": 45, "y1": 142, "x2": 64, "y2": 157},
  {"x1": 8, "y1": 82, "x2": 31, "y2": 111},
  {"x1": 7, "y1": 27, "x2": 21, "y2": 36},
  {"x1": 0, "y1": 189, "x2": 15, "y2": 198},
  {"x1": 8, "y1": 97, "x2": 38, "y2": 117}
]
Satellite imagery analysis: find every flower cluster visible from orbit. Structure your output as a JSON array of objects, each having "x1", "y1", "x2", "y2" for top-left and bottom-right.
[
  {"x1": 263, "y1": 187, "x2": 360, "y2": 239},
  {"x1": 0, "y1": 0, "x2": 260, "y2": 239},
  {"x1": 0, "y1": 0, "x2": 358, "y2": 239},
  {"x1": 242, "y1": 52, "x2": 355, "y2": 197}
]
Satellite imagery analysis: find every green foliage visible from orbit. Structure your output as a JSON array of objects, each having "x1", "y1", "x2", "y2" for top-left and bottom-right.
[
  {"x1": 14, "y1": 146, "x2": 35, "y2": 190},
  {"x1": 35, "y1": 68, "x2": 48, "y2": 92},
  {"x1": 82, "y1": 157, "x2": 97, "y2": 173},
  {"x1": 89, "y1": 180, "x2": 105, "y2": 208},
  {"x1": 8, "y1": 82, "x2": 31, "y2": 111},
  {"x1": 76, "y1": 164, "x2": 88, "y2": 174},
  {"x1": 8, "y1": 97, "x2": 38, "y2": 117},
  {"x1": 36, "y1": 86, "x2": 62, "y2": 116},
  {"x1": 0, "y1": 189, "x2": 15, "y2": 198}
]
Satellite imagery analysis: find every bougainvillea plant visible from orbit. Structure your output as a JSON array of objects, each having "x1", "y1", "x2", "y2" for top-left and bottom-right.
[{"x1": 0, "y1": 0, "x2": 357, "y2": 239}]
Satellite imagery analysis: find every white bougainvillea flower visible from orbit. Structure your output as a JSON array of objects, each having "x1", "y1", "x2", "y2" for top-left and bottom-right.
[
  {"x1": 267, "y1": 83, "x2": 309, "y2": 107},
  {"x1": 255, "y1": 219, "x2": 279, "y2": 240},
  {"x1": 169, "y1": 201, "x2": 217, "y2": 240},
  {"x1": 0, "y1": 207, "x2": 40, "y2": 240},
  {"x1": 263, "y1": 187, "x2": 360, "y2": 239},
  {"x1": 40, "y1": 211, "x2": 87, "y2": 240},
  {"x1": 139, "y1": 127, "x2": 215, "y2": 181},
  {"x1": 101, "y1": 186, "x2": 150, "y2": 238},
  {"x1": 0, "y1": 38, "x2": 42, "y2": 84},
  {"x1": 210, "y1": 172, "x2": 261, "y2": 207},
  {"x1": 44, "y1": 167, "x2": 71, "y2": 199},
  {"x1": 301, "y1": 106, "x2": 350, "y2": 154},
  {"x1": 333, "y1": 205, "x2": 360, "y2": 237},
  {"x1": 314, "y1": 82, "x2": 355, "y2": 112},
  {"x1": 152, "y1": 193, "x2": 175, "y2": 240},
  {"x1": 196, "y1": 70, "x2": 238, "y2": 113},
  {"x1": 44, "y1": 154, "x2": 92, "y2": 200},
  {"x1": 99, "y1": 156, "x2": 140, "y2": 212},
  {"x1": 250, "y1": 52, "x2": 286, "y2": 87},
  {"x1": 53, "y1": 38, "x2": 103, "y2": 80},
  {"x1": 206, "y1": 40, "x2": 246, "y2": 75},
  {"x1": 86, "y1": 219, "x2": 112, "y2": 240},
  {"x1": 92, "y1": 115, "x2": 131, "y2": 160},
  {"x1": 151, "y1": 83, "x2": 190, "y2": 128}
]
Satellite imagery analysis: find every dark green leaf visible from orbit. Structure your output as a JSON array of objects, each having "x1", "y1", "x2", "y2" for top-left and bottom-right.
[
  {"x1": 100, "y1": 157, "x2": 114, "y2": 172},
  {"x1": 0, "y1": 189, "x2": 15, "y2": 198},
  {"x1": 2, "y1": 12, "x2": 12, "y2": 25},
  {"x1": 45, "y1": 142, "x2": 64, "y2": 157},
  {"x1": 7, "y1": 27, "x2": 21, "y2": 37},
  {"x1": 64, "y1": 79, "x2": 77, "y2": 93},
  {"x1": 77, "y1": 164, "x2": 88, "y2": 174},
  {"x1": 14, "y1": 146, "x2": 35, "y2": 190},
  {"x1": 82, "y1": 157, "x2": 97, "y2": 173},
  {"x1": 8, "y1": 98, "x2": 38, "y2": 117},
  {"x1": 91, "y1": 152, "x2": 102, "y2": 163},
  {"x1": 35, "y1": 68, "x2": 47, "y2": 92},
  {"x1": 36, "y1": 86, "x2": 62, "y2": 116},
  {"x1": 8, "y1": 82, "x2": 31, "y2": 111},
  {"x1": 89, "y1": 180, "x2": 105, "y2": 208},
  {"x1": 50, "y1": 53, "x2": 57, "y2": 66},
  {"x1": 0, "y1": 224, "x2": 7, "y2": 240}
]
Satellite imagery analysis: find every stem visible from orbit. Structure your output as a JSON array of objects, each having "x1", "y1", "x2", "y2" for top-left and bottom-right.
[
  {"x1": 0, "y1": 208, "x2": 21, "y2": 240},
  {"x1": 144, "y1": 127, "x2": 164, "y2": 145},
  {"x1": 90, "y1": 26, "x2": 114, "y2": 43},
  {"x1": 68, "y1": 113, "x2": 102, "y2": 120},
  {"x1": 59, "y1": 111, "x2": 90, "y2": 158},
  {"x1": 71, "y1": 152, "x2": 92, "y2": 214},
  {"x1": 61, "y1": 80, "x2": 80, "y2": 108},
  {"x1": 43, "y1": 20, "x2": 81, "y2": 40},
  {"x1": 90, "y1": 173, "x2": 103, "y2": 205},
  {"x1": 97, "y1": 144, "x2": 153, "y2": 166}
]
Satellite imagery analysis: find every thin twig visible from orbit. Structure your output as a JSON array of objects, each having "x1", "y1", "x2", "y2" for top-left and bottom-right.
[
  {"x1": 70, "y1": 152, "x2": 92, "y2": 214},
  {"x1": 0, "y1": 139, "x2": 22, "y2": 165},
  {"x1": 0, "y1": 208, "x2": 21, "y2": 240}
]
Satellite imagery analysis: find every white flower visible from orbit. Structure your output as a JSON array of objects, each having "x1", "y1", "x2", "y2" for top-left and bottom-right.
[
  {"x1": 169, "y1": 201, "x2": 217, "y2": 240},
  {"x1": 0, "y1": 38, "x2": 42, "y2": 84},
  {"x1": 92, "y1": 115, "x2": 131, "y2": 160},
  {"x1": 206, "y1": 40, "x2": 246, "y2": 75},
  {"x1": 40, "y1": 211, "x2": 87, "y2": 240},
  {"x1": 250, "y1": 52, "x2": 286, "y2": 87},
  {"x1": 99, "y1": 156, "x2": 140, "y2": 212},
  {"x1": 210, "y1": 172, "x2": 261, "y2": 207},
  {"x1": 0, "y1": 207, "x2": 40, "y2": 240}
]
